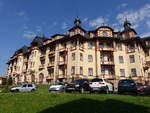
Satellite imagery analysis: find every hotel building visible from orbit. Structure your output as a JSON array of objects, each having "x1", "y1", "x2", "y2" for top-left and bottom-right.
[{"x1": 6, "y1": 18, "x2": 150, "y2": 84}]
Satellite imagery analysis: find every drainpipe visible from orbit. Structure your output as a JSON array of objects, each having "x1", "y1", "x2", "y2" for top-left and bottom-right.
[{"x1": 95, "y1": 39, "x2": 99, "y2": 78}]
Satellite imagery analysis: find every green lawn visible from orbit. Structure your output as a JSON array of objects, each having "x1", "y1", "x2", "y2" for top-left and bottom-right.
[{"x1": 0, "y1": 85, "x2": 150, "y2": 113}]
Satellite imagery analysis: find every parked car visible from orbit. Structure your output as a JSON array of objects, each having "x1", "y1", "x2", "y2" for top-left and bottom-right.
[
  {"x1": 118, "y1": 79, "x2": 137, "y2": 94},
  {"x1": 136, "y1": 83, "x2": 150, "y2": 95},
  {"x1": 89, "y1": 78, "x2": 113, "y2": 93},
  {"x1": 10, "y1": 84, "x2": 36, "y2": 92},
  {"x1": 48, "y1": 82, "x2": 67, "y2": 92},
  {"x1": 65, "y1": 79, "x2": 90, "y2": 93}
]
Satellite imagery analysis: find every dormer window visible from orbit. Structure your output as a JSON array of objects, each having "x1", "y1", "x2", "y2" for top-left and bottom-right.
[{"x1": 103, "y1": 31, "x2": 108, "y2": 37}]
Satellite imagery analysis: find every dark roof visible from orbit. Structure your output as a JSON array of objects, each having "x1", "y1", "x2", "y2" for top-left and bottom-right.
[
  {"x1": 31, "y1": 36, "x2": 49, "y2": 47},
  {"x1": 142, "y1": 36, "x2": 150, "y2": 41},
  {"x1": 68, "y1": 25, "x2": 86, "y2": 32},
  {"x1": 122, "y1": 27, "x2": 137, "y2": 34},
  {"x1": 123, "y1": 19, "x2": 131, "y2": 27}
]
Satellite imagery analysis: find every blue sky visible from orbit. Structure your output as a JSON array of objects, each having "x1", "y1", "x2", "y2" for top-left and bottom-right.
[{"x1": 0, "y1": 0, "x2": 150, "y2": 75}]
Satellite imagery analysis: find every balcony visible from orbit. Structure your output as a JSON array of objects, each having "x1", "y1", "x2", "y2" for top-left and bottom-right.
[
  {"x1": 59, "y1": 61, "x2": 66, "y2": 66},
  {"x1": 101, "y1": 74, "x2": 115, "y2": 79},
  {"x1": 101, "y1": 60, "x2": 114, "y2": 65},
  {"x1": 39, "y1": 65, "x2": 45, "y2": 69},
  {"x1": 47, "y1": 62, "x2": 54, "y2": 68},
  {"x1": 40, "y1": 55, "x2": 46, "y2": 59},
  {"x1": 59, "y1": 47, "x2": 67, "y2": 52},
  {"x1": 49, "y1": 51, "x2": 55, "y2": 55},
  {"x1": 143, "y1": 62, "x2": 150, "y2": 70},
  {"x1": 99, "y1": 47, "x2": 114, "y2": 51},
  {"x1": 127, "y1": 48, "x2": 135, "y2": 53},
  {"x1": 79, "y1": 46, "x2": 84, "y2": 51},
  {"x1": 57, "y1": 74, "x2": 66, "y2": 79},
  {"x1": 70, "y1": 46, "x2": 76, "y2": 51},
  {"x1": 22, "y1": 69, "x2": 27, "y2": 73},
  {"x1": 46, "y1": 75, "x2": 54, "y2": 80},
  {"x1": 28, "y1": 69, "x2": 35, "y2": 73}
]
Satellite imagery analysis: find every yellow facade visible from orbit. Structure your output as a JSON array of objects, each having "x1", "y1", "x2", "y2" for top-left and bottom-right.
[{"x1": 6, "y1": 18, "x2": 150, "y2": 84}]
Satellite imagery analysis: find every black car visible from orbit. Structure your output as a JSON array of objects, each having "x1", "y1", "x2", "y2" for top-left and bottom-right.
[
  {"x1": 118, "y1": 79, "x2": 137, "y2": 94},
  {"x1": 65, "y1": 79, "x2": 90, "y2": 93}
]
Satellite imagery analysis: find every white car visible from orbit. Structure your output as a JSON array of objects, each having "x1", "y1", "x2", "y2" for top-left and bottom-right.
[
  {"x1": 49, "y1": 82, "x2": 67, "y2": 92},
  {"x1": 10, "y1": 84, "x2": 36, "y2": 92},
  {"x1": 90, "y1": 78, "x2": 113, "y2": 93}
]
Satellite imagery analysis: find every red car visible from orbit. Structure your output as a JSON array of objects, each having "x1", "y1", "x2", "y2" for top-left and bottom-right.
[{"x1": 136, "y1": 83, "x2": 150, "y2": 95}]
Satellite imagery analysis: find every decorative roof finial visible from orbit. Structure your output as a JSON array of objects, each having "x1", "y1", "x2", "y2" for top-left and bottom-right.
[
  {"x1": 74, "y1": 17, "x2": 81, "y2": 26},
  {"x1": 123, "y1": 18, "x2": 131, "y2": 28}
]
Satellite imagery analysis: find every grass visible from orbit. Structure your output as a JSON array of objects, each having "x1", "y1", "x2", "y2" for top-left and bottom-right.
[{"x1": 0, "y1": 85, "x2": 150, "y2": 113}]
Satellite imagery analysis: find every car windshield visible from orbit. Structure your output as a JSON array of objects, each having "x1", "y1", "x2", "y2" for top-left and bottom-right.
[
  {"x1": 91, "y1": 78, "x2": 103, "y2": 82},
  {"x1": 21, "y1": 84, "x2": 27, "y2": 87},
  {"x1": 136, "y1": 83, "x2": 143, "y2": 86},
  {"x1": 55, "y1": 82, "x2": 65, "y2": 85},
  {"x1": 75, "y1": 79, "x2": 88, "y2": 84},
  {"x1": 119, "y1": 80, "x2": 135, "y2": 85}
]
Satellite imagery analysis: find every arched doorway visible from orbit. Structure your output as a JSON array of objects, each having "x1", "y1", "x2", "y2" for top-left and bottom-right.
[
  {"x1": 31, "y1": 74, "x2": 35, "y2": 83},
  {"x1": 39, "y1": 73, "x2": 44, "y2": 84}
]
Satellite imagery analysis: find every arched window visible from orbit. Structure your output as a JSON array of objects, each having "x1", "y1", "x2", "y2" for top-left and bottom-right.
[
  {"x1": 103, "y1": 31, "x2": 108, "y2": 37},
  {"x1": 31, "y1": 74, "x2": 35, "y2": 83},
  {"x1": 39, "y1": 73, "x2": 44, "y2": 84}
]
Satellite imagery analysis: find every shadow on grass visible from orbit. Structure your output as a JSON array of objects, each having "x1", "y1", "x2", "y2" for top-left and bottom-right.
[{"x1": 38, "y1": 98, "x2": 150, "y2": 113}]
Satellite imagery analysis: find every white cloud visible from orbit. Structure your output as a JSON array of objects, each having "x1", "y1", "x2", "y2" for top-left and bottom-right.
[
  {"x1": 89, "y1": 17, "x2": 108, "y2": 28},
  {"x1": 111, "y1": 23, "x2": 121, "y2": 31},
  {"x1": 140, "y1": 32, "x2": 150, "y2": 37},
  {"x1": 61, "y1": 22, "x2": 68, "y2": 29},
  {"x1": 36, "y1": 26, "x2": 42, "y2": 32},
  {"x1": 83, "y1": 17, "x2": 88, "y2": 23},
  {"x1": 117, "y1": 4, "x2": 150, "y2": 24},
  {"x1": 23, "y1": 31, "x2": 36, "y2": 38},
  {"x1": 16, "y1": 11, "x2": 29, "y2": 21},
  {"x1": 132, "y1": 24, "x2": 140, "y2": 29},
  {"x1": 121, "y1": 3, "x2": 128, "y2": 7},
  {"x1": 146, "y1": 21, "x2": 150, "y2": 29}
]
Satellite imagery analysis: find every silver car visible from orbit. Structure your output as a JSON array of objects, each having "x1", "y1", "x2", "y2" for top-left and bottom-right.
[
  {"x1": 49, "y1": 82, "x2": 67, "y2": 92},
  {"x1": 10, "y1": 84, "x2": 36, "y2": 92}
]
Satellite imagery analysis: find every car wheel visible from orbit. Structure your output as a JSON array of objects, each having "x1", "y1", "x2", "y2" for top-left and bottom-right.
[
  {"x1": 80, "y1": 88, "x2": 84, "y2": 94},
  {"x1": 105, "y1": 87, "x2": 109, "y2": 94},
  {"x1": 31, "y1": 89, "x2": 35, "y2": 92},
  {"x1": 16, "y1": 89, "x2": 19, "y2": 92}
]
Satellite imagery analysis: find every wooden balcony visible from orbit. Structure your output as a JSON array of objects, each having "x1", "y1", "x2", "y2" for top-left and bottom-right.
[
  {"x1": 59, "y1": 61, "x2": 66, "y2": 66},
  {"x1": 59, "y1": 48, "x2": 67, "y2": 53},
  {"x1": 79, "y1": 46, "x2": 84, "y2": 51},
  {"x1": 49, "y1": 51, "x2": 55, "y2": 55},
  {"x1": 39, "y1": 65, "x2": 44, "y2": 69},
  {"x1": 28, "y1": 69, "x2": 35, "y2": 73},
  {"x1": 46, "y1": 75, "x2": 54, "y2": 80},
  {"x1": 143, "y1": 62, "x2": 150, "y2": 70},
  {"x1": 47, "y1": 62, "x2": 54, "y2": 68},
  {"x1": 57, "y1": 74, "x2": 66, "y2": 79},
  {"x1": 101, "y1": 74, "x2": 115, "y2": 79},
  {"x1": 127, "y1": 48, "x2": 135, "y2": 53},
  {"x1": 70, "y1": 46, "x2": 76, "y2": 51},
  {"x1": 101, "y1": 61, "x2": 114, "y2": 65},
  {"x1": 40, "y1": 55, "x2": 46, "y2": 59},
  {"x1": 99, "y1": 47, "x2": 114, "y2": 51}
]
